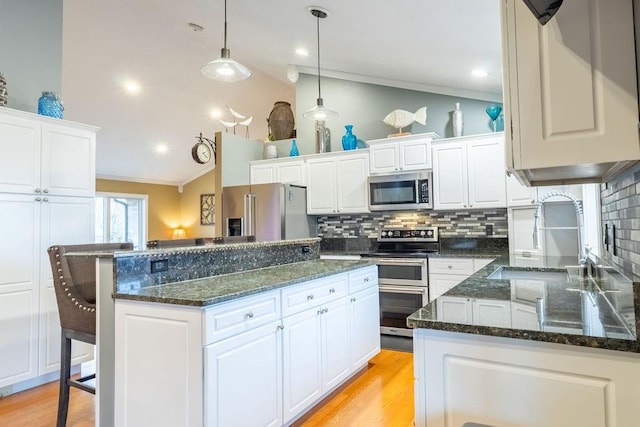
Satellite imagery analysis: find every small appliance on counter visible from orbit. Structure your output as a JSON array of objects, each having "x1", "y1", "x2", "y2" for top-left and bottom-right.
[
  {"x1": 361, "y1": 226, "x2": 439, "y2": 337},
  {"x1": 222, "y1": 183, "x2": 316, "y2": 242}
]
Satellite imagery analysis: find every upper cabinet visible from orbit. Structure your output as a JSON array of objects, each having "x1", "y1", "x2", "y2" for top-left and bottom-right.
[
  {"x1": 501, "y1": 0, "x2": 640, "y2": 185},
  {"x1": 432, "y1": 133, "x2": 507, "y2": 210},
  {"x1": 250, "y1": 158, "x2": 306, "y2": 186},
  {"x1": 367, "y1": 133, "x2": 439, "y2": 174},
  {"x1": 306, "y1": 151, "x2": 370, "y2": 215},
  {"x1": 0, "y1": 108, "x2": 97, "y2": 197}
]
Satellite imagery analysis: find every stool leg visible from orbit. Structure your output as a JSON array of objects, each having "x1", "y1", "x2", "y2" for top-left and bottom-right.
[{"x1": 57, "y1": 330, "x2": 71, "y2": 427}]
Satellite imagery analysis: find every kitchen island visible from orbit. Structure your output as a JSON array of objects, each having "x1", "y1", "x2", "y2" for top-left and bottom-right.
[
  {"x1": 408, "y1": 253, "x2": 640, "y2": 427},
  {"x1": 68, "y1": 239, "x2": 380, "y2": 427}
]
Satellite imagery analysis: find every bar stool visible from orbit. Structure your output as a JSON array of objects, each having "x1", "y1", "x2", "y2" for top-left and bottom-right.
[{"x1": 47, "y1": 242, "x2": 133, "y2": 427}]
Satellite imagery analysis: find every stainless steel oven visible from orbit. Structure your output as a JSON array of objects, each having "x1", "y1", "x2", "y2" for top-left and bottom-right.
[{"x1": 363, "y1": 227, "x2": 438, "y2": 337}]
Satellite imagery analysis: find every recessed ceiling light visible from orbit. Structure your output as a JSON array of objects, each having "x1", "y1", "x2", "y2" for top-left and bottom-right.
[
  {"x1": 155, "y1": 143, "x2": 169, "y2": 154},
  {"x1": 209, "y1": 108, "x2": 222, "y2": 119},
  {"x1": 471, "y1": 69, "x2": 488, "y2": 78},
  {"x1": 124, "y1": 80, "x2": 141, "y2": 94},
  {"x1": 295, "y1": 48, "x2": 309, "y2": 57}
]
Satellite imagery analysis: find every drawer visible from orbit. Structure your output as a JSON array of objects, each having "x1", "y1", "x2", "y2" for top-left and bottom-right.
[
  {"x1": 429, "y1": 257, "x2": 474, "y2": 276},
  {"x1": 204, "y1": 290, "x2": 281, "y2": 345},
  {"x1": 348, "y1": 266, "x2": 378, "y2": 294},
  {"x1": 281, "y1": 274, "x2": 348, "y2": 317}
]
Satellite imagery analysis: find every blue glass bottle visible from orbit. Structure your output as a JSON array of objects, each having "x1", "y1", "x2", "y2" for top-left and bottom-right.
[
  {"x1": 289, "y1": 139, "x2": 299, "y2": 157},
  {"x1": 38, "y1": 91, "x2": 64, "y2": 119},
  {"x1": 341, "y1": 125, "x2": 357, "y2": 150}
]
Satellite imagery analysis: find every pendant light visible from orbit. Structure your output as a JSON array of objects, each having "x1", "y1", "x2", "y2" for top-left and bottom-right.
[
  {"x1": 201, "y1": 0, "x2": 251, "y2": 82},
  {"x1": 303, "y1": 7, "x2": 338, "y2": 120}
]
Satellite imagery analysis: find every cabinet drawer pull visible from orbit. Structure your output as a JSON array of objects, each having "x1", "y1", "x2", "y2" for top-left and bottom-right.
[
  {"x1": 35, "y1": 188, "x2": 41, "y2": 193},
  {"x1": 351, "y1": 297, "x2": 356, "y2": 303},
  {"x1": 317, "y1": 309, "x2": 323, "y2": 315},
  {"x1": 307, "y1": 294, "x2": 314, "y2": 300},
  {"x1": 329, "y1": 288, "x2": 335, "y2": 294},
  {"x1": 277, "y1": 325, "x2": 284, "y2": 331},
  {"x1": 43, "y1": 189, "x2": 49, "y2": 194},
  {"x1": 245, "y1": 311, "x2": 254, "y2": 319},
  {"x1": 323, "y1": 308, "x2": 329, "y2": 314},
  {"x1": 364, "y1": 277, "x2": 369, "y2": 282},
  {"x1": 42, "y1": 197, "x2": 48, "y2": 202},
  {"x1": 35, "y1": 197, "x2": 41, "y2": 202},
  {"x1": 447, "y1": 265, "x2": 452, "y2": 269}
]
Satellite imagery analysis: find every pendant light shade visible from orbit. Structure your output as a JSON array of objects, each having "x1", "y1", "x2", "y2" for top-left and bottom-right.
[
  {"x1": 201, "y1": 0, "x2": 251, "y2": 82},
  {"x1": 303, "y1": 7, "x2": 337, "y2": 120}
]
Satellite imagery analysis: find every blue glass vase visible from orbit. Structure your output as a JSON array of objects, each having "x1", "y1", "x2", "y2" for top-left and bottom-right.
[
  {"x1": 485, "y1": 104, "x2": 502, "y2": 132},
  {"x1": 38, "y1": 91, "x2": 64, "y2": 119},
  {"x1": 289, "y1": 139, "x2": 299, "y2": 157},
  {"x1": 341, "y1": 125, "x2": 357, "y2": 150}
]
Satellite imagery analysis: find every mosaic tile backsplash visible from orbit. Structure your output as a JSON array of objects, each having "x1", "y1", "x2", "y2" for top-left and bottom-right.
[
  {"x1": 317, "y1": 209, "x2": 509, "y2": 239},
  {"x1": 601, "y1": 164, "x2": 640, "y2": 279}
]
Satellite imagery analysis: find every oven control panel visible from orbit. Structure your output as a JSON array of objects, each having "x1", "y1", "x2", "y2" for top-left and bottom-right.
[{"x1": 378, "y1": 227, "x2": 438, "y2": 242}]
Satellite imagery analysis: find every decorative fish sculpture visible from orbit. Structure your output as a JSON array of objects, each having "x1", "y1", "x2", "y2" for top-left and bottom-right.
[{"x1": 383, "y1": 107, "x2": 427, "y2": 132}]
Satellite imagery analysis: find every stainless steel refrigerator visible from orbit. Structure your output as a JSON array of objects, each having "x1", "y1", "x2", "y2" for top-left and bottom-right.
[{"x1": 222, "y1": 183, "x2": 316, "y2": 241}]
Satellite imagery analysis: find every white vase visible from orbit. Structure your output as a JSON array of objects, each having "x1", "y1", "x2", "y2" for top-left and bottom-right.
[
  {"x1": 263, "y1": 144, "x2": 277, "y2": 159},
  {"x1": 452, "y1": 102, "x2": 463, "y2": 137}
]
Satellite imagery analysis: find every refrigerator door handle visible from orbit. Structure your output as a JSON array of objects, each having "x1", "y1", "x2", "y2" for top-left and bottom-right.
[{"x1": 244, "y1": 193, "x2": 256, "y2": 236}]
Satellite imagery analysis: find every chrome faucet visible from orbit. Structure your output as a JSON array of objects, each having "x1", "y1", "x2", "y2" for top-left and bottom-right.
[{"x1": 532, "y1": 191, "x2": 586, "y2": 264}]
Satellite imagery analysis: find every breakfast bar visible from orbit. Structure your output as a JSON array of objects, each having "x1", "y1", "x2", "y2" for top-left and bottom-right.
[
  {"x1": 68, "y1": 238, "x2": 379, "y2": 427},
  {"x1": 408, "y1": 252, "x2": 640, "y2": 427}
]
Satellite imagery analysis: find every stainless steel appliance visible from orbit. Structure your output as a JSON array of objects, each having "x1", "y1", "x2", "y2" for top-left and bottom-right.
[
  {"x1": 368, "y1": 171, "x2": 432, "y2": 211},
  {"x1": 222, "y1": 183, "x2": 316, "y2": 241},
  {"x1": 362, "y1": 227, "x2": 439, "y2": 337}
]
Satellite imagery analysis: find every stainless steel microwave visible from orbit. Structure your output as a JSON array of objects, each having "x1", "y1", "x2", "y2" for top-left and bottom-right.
[{"x1": 368, "y1": 171, "x2": 433, "y2": 211}]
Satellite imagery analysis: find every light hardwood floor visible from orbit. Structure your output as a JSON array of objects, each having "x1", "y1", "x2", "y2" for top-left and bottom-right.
[{"x1": 0, "y1": 349, "x2": 413, "y2": 427}]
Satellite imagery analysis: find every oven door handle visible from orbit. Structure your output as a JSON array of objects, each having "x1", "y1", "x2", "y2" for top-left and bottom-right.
[
  {"x1": 377, "y1": 258, "x2": 426, "y2": 267},
  {"x1": 379, "y1": 285, "x2": 428, "y2": 295}
]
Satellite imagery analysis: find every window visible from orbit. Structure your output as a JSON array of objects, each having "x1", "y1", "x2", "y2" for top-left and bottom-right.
[{"x1": 95, "y1": 193, "x2": 148, "y2": 250}]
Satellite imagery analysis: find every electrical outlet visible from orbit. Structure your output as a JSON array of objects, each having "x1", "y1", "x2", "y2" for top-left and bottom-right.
[
  {"x1": 485, "y1": 224, "x2": 493, "y2": 236},
  {"x1": 150, "y1": 259, "x2": 169, "y2": 273}
]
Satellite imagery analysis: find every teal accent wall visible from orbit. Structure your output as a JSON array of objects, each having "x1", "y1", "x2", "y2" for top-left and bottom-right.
[{"x1": 294, "y1": 73, "x2": 502, "y2": 155}]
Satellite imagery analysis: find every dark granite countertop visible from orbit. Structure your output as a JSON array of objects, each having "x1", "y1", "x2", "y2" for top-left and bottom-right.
[
  {"x1": 408, "y1": 252, "x2": 640, "y2": 353},
  {"x1": 114, "y1": 259, "x2": 376, "y2": 307}
]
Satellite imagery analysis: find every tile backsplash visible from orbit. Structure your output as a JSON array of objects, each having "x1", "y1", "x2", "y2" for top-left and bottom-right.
[
  {"x1": 317, "y1": 209, "x2": 508, "y2": 238},
  {"x1": 601, "y1": 164, "x2": 640, "y2": 279}
]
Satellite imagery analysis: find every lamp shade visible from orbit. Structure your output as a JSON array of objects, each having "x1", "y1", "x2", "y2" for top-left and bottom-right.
[
  {"x1": 201, "y1": 48, "x2": 251, "y2": 82},
  {"x1": 303, "y1": 99, "x2": 338, "y2": 120},
  {"x1": 172, "y1": 227, "x2": 186, "y2": 239}
]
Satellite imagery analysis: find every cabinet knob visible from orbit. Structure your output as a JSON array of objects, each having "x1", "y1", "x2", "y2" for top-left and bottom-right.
[
  {"x1": 43, "y1": 189, "x2": 49, "y2": 194},
  {"x1": 323, "y1": 308, "x2": 329, "y2": 314},
  {"x1": 35, "y1": 188, "x2": 41, "y2": 193},
  {"x1": 329, "y1": 288, "x2": 335, "y2": 294},
  {"x1": 245, "y1": 311, "x2": 254, "y2": 319},
  {"x1": 364, "y1": 277, "x2": 369, "y2": 282},
  {"x1": 35, "y1": 197, "x2": 41, "y2": 202},
  {"x1": 350, "y1": 297, "x2": 356, "y2": 303},
  {"x1": 42, "y1": 197, "x2": 48, "y2": 202},
  {"x1": 447, "y1": 265, "x2": 452, "y2": 269},
  {"x1": 307, "y1": 294, "x2": 314, "y2": 300},
  {"x1": 317, "y1": 309, "x2": 323, "y2": 315},
  {"x1": 277, "y1": 325, "x2": 284, "y2": 331},
  {"x1": 531, "y1": 199, "x2": 535, "y2": 204}
]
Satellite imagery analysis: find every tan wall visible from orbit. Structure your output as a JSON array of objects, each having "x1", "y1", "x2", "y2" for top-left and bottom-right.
[
  {"x1": 96, "y1": 179, "x2": 182, "y2": 240},
  {"x1": 180, "y1": 170, "x2": 216, "y2": 238}
]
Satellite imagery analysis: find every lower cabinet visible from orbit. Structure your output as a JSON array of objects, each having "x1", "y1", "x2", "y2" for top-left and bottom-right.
[
  {"x1": 205, "y1": 321, "x2": 283, "y2": 427},
  {"x1": 429, "y1": 257, "x2": 496, "y2": 301},
  {"x1": 115, "y1": 265, "x2": 379, "y2": 427},
  {"x1": 436, "y1": 296, "x2": 512, "y2": 328}
]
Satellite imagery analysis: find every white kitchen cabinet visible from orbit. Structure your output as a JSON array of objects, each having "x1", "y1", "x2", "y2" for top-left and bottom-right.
[
  {"x1": 0, "y1": 108, "x2": 96, "y2": 197},
  {"x1": 436, "y1": 296, "x2": 512, "y2": 327},
  {"x1": 282, "y1": 280, "x2": 351, "y2": 424},
  {"x1": 501, "y1": 0, "x2": 640, "y2": 185},
  {"x1": 205, "y1": 321, "x2": 282, "y2": 427},
  {"x1": 506, "y1": 173, "x2": 537, "y2": 207},
  {"x1": 250, "y1": 158, "x2": 306, "y2": 186},
  {"x1": 368, "y1": 133, "x2": 439, "y2": 174},
  {"x1": 428, "y1": 257, "x2": 496, "y2": 301},
  {"x1": 349, "y1": 285, "x2": 380, "y2": 369},
  {"x1": 432, "y1": 133, "x2": 506, "y2": 210},
  {"x1": 0, "y1": 109, "x2": 96, "y2": 391},
  {"x1": 306, "y1": 151, "x2": 369, "y2": 215}
]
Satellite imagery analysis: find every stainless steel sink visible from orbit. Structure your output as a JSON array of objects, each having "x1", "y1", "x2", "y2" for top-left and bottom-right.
[{"x1": 487, "y1": 267, "x2": 570, "y2": 282}]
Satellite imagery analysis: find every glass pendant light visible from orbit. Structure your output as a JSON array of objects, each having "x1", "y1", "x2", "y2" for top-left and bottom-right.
[
  {"x1": 303, "y1": 7, "x2": 338, "y2": 120},
  {"x1": 201, "y1": 0, "x2": 251, "y2": 82}
]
